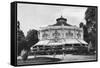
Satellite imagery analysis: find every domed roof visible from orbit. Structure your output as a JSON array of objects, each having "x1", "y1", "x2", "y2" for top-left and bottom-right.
[
  {"x1": 51, "y1": 16, "x2": 71, "y2": 26},
  {"x1": 56, "y1": 16, "x2": 67, "y2": 21}
]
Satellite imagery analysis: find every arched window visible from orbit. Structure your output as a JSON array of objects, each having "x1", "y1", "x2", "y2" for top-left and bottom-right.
[
  {"x1": 52, "y1": 30, "x2": 60, "y2": 39},
  {"x1": 42, "y1": 32, "x2": 48, "y2": 39},
  {"x1": 66, "y1": 30, "x2": 73, "y2": 37}
]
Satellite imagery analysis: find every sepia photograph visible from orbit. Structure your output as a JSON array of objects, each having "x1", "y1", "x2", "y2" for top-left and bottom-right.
[{"x1": 15, "y1": 2, "x2": 97, "y2": 65}]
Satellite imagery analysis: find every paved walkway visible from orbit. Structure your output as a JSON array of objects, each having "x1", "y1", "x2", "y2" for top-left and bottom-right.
[{"x1": 17, "y1": 54, "x2": 96, "y2": 65}]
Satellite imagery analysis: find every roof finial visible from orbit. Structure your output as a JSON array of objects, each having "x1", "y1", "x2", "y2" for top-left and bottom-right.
[{"x1": 61, "y1": 15, "x2": 63, "y2": 18}]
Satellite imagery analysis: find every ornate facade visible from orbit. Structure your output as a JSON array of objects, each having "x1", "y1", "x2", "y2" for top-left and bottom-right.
[{"x1": 36, "y1": 16, "x2": 87, "y2": 46}]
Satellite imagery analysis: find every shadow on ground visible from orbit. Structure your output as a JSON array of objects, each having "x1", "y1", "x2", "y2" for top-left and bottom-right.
[
  {"x1": 17, "y1": 57, "x2": 61, "y2": 65},
  {"x1": 28, "y1": 57, "x2": 61, "y2": 62}
]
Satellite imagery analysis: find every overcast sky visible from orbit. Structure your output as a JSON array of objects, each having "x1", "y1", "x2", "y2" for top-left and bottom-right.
[{"x1": 17, "y1": 3, "x2": 88, "y2": 36}]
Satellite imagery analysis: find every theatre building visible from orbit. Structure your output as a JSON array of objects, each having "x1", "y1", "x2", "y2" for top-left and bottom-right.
[{"x1": 31, "y1": 16, "x2": 88, "y2": 54}]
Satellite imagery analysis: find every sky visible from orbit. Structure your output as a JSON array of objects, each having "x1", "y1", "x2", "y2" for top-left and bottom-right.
[{"x1": 17, "y1": 3, "x2": 88, "y2": 36}]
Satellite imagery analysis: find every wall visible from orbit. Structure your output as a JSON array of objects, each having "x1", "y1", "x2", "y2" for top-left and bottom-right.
[{"x1": 39, "y1": 26, "x2": 83, "y2": 40}]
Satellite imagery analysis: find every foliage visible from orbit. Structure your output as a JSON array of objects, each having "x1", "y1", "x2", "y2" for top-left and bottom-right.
[
  {"x1": 26, "y1": 29, "x2": 39, "y2": 48},
  {"x1": 79, "y1": 7, "x2": 97, "y2": 51},
  {"x1": 17, "y1": 21, "x2": 28, "y2": 56},
  {"x1": 17, "y1": 29, "x2": 28, "y2": 56}
]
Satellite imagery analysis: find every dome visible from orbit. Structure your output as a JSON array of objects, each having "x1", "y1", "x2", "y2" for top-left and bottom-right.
[{"x1": 56, "y1": 16, "x2": 67, "y2": 21}]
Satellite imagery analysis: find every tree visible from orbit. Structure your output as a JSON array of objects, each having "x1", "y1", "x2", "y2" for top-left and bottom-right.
[
  {"x1": 85, "y1": 7, "x2": 97, "y2": 23},
  {"x1": 17, "y1": 21, "x2": 26, "y2": 56},
  {"x1": 84, "y1": 7, "x2": 97, "y2": 52},
  {"x1": 17, "y1": 21, "x2": 29, "y2": 61},
  {"x1": 26, "y1": 29, "x2": 39, "y2": 48},
  {"x1": 79, "y1": 22, "x2": 84, "y2": 28},
  {"x1": 17, "y1": 30, "x2": 27, "y2": 56},
  {"x1": 79, "y1": 22, "x2": 88, "y2": 43}
]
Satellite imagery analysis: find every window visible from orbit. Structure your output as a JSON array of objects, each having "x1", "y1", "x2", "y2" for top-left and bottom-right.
[
  {"x1": 52, "y1": 30, "x2": 60, "y2": 38},
  {"x1": 42, "y1": 32, "x2": 48, "y2": 39},
  {"x1": 66, "y1": 30, "x2": 73, "y2": 37}
]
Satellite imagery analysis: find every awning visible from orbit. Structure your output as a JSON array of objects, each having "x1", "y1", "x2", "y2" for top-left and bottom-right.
[
  {"x1": 77, "y1": 39, "x2": 88, "y2": 44},
  {"x1": 47, "y1": 39, "x2": 65, "y2": 46},
  {"x1": 33, "y1": 40, "x2": 49, "y2": 46},
  {"x1": 64, "y1": 39, "x2": 80, "y2": 44},
  {"x1": 32, "y1": 39, "x2": 87, "y2": 47},
  {"x1": 65, "y1": 39, "x2": 88, "y2": 44},
  {"x1": 32, "y1": 39, "x2": 65, "y2": 47}
]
